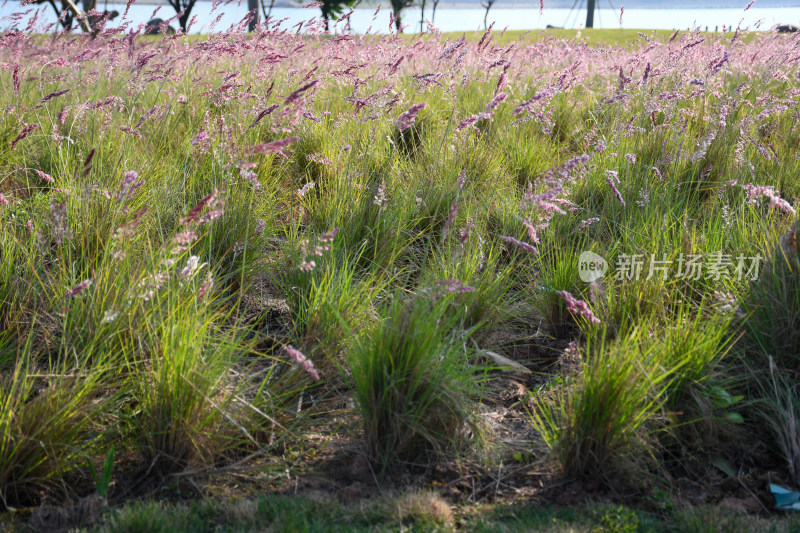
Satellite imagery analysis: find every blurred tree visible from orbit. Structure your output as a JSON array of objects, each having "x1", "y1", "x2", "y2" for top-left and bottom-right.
[
  {"x1": 166, "y1": 0, "x2": 197, "y2": 33},
  {"x1": 430, "y1": 0, "x2": 440, "y2": 27},
  {"x1": 318, "y1": 0, "x2": 357, "y2": 32},
  {"x1": 34, "y1": 0, "x2": 93, "y2": 32},
  {"x1": 391, "y1": 0, "x2": 414, "y2": 32},
  {"x1": 481, "y1": 0, "x2": 496, "y2": 30},
  {"x1": 262, "y1": 0, "x2": 276, "y2": 22},
  {"x1": 248, "y1": 0, "x2": 260, "y2": 31}
]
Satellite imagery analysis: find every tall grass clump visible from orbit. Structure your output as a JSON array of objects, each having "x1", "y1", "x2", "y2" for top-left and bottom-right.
[
  {"x1": 128, "y1": 297, "x2": 316, "y2": 473},
  {"x1": 740, "y1": 221, "x2": 800, "y2": 367},
  {"x1": 0, "y1": 339, "x2": 113, "y2": 509},
  {"x1": 739, "y1": 221, "x2": 800, "y2": 485},
  {"x1": 123, "y1": 252, "x2": 311, "y2": 473},
  {"x1": 531, "y1": 245, "x2": 588, "y2": 339},
  {"x1": 0, "y1": 230, "x2": 27, "y2": 365},
  {"x1": 420, "y1": 233, "x2": 524, "y2": 335},
  {"x1": 276, "y1": 236, "x2": 384, "y2": 364},
  {"x1": 131, "y1": 308, "x2": 239, "y2": 473},
  {"x1": 756, "y1": 358, "x2": 800, "y2": 486},
  {"x1": 650, "y1": 312, "x2": 744, "y2": 464},
  {"x1": 529, "y1": 329, "x2": 671, "y2": 482},
  {"x1": 652, "y1": 311, "x2": 734, "y2": 410},
  {"x1": 347, "y1": 294, "x2": 483, "y2": 471}
]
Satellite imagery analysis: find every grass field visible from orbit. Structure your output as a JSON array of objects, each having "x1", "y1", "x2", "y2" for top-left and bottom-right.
[
  {"x1": 443, "y1": 28, "x2": 713, "y2": 46},
  {"x1": 1, "y1": 14, "x2": 800, "y2": 532}
]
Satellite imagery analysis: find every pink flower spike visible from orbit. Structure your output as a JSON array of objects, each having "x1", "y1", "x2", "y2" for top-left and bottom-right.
[
  {"x1": 40, "y1": 89, "x2": 70, "y2": 103},
  {"x1": 246, "y1": 137, "x2": 299, "y2": 156},
  {"x1": 318, "y1": 228, "x2": 339, "y2": 243},
  {"x1": 284, "y1": 345, "x2": 320, "y2": 381},
  {"x1": 284, "y1": 344, "x2": 305, "y2": 364},
  {"x1": 118, "y1": 170, "x2": 144, "y2": 201},
  {"x1": 35, "y1": 170, "x2": 55, "y2": 183},
  {"x1": 11, "y1": 124, "x2": 38, "y2": 150},
  {"x1": 606, "y1": 175, "x2": 626, "y2": 207},
  {"x1": 191, "y1": 131, "x2": 208, "y2": 146},
  {"x1": 558, "y1": 291, "x2": 601, "y2": 324},
  {"x1": 284, "y1": 80, "x2": 318, "y2": 105},
  {"x1": 65, "y1": 279, "x2": 93, "y2": 299},
  {"x1": 373, "y1": 180, "x2": 387, "y2": 207},
  {"x1": 436, "y1": 280, "x2": 476, "y2": 294},
  {"x1": 742, "y1": 183, "x2": 795, "y2": 215},
  {"x1": 485, "y1": 92, "x2": 508, "y2": 113},
  {"x1": 442, "y1": 202, "x2": 458, "y2": 241},
  {"x1": 571, "y1": 217, "x2": 600, "y2": 235},
  {"x1": 396, "y1": 103, "x2": 426, "y2": 132},
  {"x1": 500, "y1": 235, "x2": 538, "y2": 254},
  {"x1": 769, "y1": 195, "x2": 796, "y2": 215}
]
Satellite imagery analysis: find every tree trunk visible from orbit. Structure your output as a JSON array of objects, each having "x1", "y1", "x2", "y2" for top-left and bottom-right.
[
  {"x1": 322, "y1": 6, "x2": 330, "y2": 32},
  {"x1": 247, "y1": 0, "x2": 259, "y2": 31},
  {"x1": 179, "y1": 7, "x2": 192, "y2": 33},
  {"x1": 61, "y1": 0, "x2": 92, "y2": 32},
  {"x1": 262, "y1": 0, "x2": 275, "y2": 22},
  {"x1": 586, "y1": 0, "x2": 595, "y2": 28}
]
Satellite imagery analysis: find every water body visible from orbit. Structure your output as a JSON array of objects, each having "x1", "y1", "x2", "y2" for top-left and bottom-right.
[{"x1": 2, "y1": 0, "x2": 799, "y2": 34}]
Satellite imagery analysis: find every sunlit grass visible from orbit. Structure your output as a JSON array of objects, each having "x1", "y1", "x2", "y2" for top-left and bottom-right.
[{"x1": 0, "y1": 13, "x2": 798, "y2": 529}]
